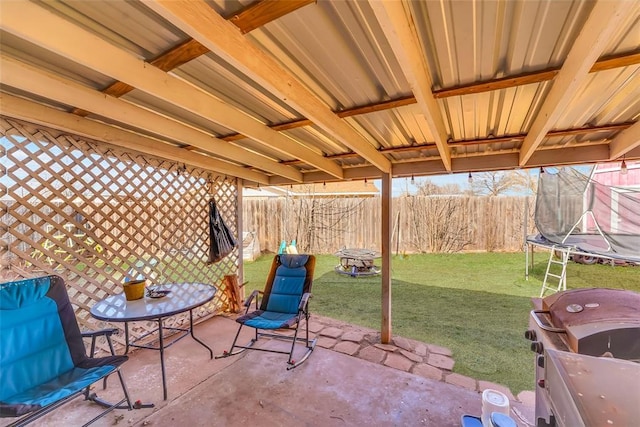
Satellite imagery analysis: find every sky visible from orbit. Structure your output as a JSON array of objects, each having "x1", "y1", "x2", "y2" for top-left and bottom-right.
[
  {"x1": 381, "y1": 170, "x2": 534, "y2": 197},
  {"x1": 382, "y1": 165, "x2": 597, "y2": 197}
]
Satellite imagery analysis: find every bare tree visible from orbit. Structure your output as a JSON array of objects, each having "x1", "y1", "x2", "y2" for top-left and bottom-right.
[
  {"x1": 440, "y1": 183, "x2": 464, "y2": 195},
  {"x1": 417, "y1": 179, "x2": 442, "y2": 196},
  {"x1": 470, "y1": 170, "x2": 532, "y2": 196},
  {"x1": 408, "y1": 196, "x2": 472, "y2": 253},
  {"x1": 284, "y1": 188, "x2": 365, "y2": 253},
  {"x1": 417, "y1": 179, "x2": 463, "y2": 196},
  {"x1": 512, "y1": 169, "x2": 538, "y2": 195}
]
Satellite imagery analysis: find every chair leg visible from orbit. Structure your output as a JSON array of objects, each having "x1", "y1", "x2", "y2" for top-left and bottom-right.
[
  {"x1": 83, "y1": 334, "x2": 149, "y2": 411},
  {"x1": 115, "y1": 369, "x2": 133, "y2": 410},
  {"x1": 304, "y1": 313, "x2": 311, "y2": 347},
  {"x1": 218, "y1": 314, "x2": 316, "y2": 369},
  {"x1": 215, "y1": 323, "x2": 256, "y2": 358},
  {"x1": 287, "y1": 323, "x2": 301, "y2": 366},
  {"x1": 286, "y1": 316, "x2": 317, "y2": 370},
  {"x1": 84, "y1": 367, "x2": 133, "y2": 409}
]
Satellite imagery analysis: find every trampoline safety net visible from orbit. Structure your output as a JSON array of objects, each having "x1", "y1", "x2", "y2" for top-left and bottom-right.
[{"x1": 535, "y1": 167, "x2": 640, "y2": 262}]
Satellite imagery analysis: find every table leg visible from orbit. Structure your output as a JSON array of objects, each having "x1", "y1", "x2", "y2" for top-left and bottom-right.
[
  {"x1": 124, "y1": 322, "x2": 130, "y2": 354},
  {"x1": 158, "y1": 318, "x2": 168, "y2": 400},
  {"x1": 189, "y1": 309, "x2": 213, "y2": 359}
]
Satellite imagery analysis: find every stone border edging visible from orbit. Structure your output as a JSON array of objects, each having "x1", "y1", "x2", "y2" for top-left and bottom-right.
[{"x1": 308, "y1": 314, "x2": 525, "y2": 405}]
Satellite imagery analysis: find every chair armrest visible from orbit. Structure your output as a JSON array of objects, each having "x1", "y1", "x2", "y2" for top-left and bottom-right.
[
  {"x1": 243, "y1": 290, "x2": 264, "y2": 312},
  {"x1": 298, "y1": 292, "x2": 312, "y2": 311},
  {"x1": 82, "y1": 328, "x2": 120, "y2": 357}
]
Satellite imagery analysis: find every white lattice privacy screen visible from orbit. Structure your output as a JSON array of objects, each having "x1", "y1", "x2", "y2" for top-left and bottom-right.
[{"x1": 0, "y1": 118, "x2": 239, "y2": 350}]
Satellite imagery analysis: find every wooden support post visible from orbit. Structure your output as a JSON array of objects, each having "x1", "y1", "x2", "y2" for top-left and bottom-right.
[
  {"x1": 237, "y1": 178, "x2": 244, "y2": 296},
  {"x1": 381, "y1": 172, "x2": 392, "y2": 343}
]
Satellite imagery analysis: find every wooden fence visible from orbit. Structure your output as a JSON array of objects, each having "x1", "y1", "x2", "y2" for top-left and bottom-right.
[{"x1": 243, "y1": 195, "x2": 537, "y2": 254}]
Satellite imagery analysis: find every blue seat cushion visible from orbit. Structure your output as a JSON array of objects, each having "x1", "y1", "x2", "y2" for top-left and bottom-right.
[
  {"x1": 1, "y1": 365, "x2": 116, "y2": 413},
  {"x1": 237, "y1": 310, "x2": 299, "y2": 330},
  {"x1": 263, "y1": 259, "x2": 308, "y2": 314}
]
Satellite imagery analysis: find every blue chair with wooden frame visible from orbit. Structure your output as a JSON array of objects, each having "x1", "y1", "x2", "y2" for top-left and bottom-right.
[
  {"x1": 0, "y1": 275, "x2": 134, "y2": 426},
  {"x1": 218, "y1": 254, "x2": 317, "y2": 369}
]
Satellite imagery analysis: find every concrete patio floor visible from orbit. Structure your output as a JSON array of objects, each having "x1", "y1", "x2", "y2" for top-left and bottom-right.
[{"x1": 16, "y1": 315, "x2": 535, "y2": 427}]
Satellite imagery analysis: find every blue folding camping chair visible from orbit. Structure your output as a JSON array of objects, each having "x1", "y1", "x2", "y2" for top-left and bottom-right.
[
  {"x1": 218, "y1": 254, "x2": 316, "y2": 369},
  {"x1": 0, "y1": 275, "x2": 134, "y2": 426}
]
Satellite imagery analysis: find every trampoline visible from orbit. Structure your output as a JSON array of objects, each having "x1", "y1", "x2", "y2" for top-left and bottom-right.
[{"x1": 525, "y1": 166, "x2": 640, "y2": 286}]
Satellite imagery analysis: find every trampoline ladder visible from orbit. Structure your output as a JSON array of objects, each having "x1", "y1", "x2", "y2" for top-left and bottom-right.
[{"x1": 539, "y1": 246, "x2": 570, "y2": 297}]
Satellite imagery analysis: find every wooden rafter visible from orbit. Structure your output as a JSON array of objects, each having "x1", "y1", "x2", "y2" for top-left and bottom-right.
[
  {"x1": 519, "y1": 1, "x2": 636, "y2": 166},
  {"x1": 72, "y1": 38, "x2": 210, "y2": 115},
  {"x1": 217, "y1": 50, "x2": 640, "y2": 143},
  {"x1": 228, "y1": 0, "x2": 316, "y2": 34},
  {"x1": 220, "y1": 96, "x2": 417, "y2": 142},
  {"x1": 1, "y1": 0, "x2": 342, "y2": 180},
  {"x1": 1, "y1": 93, "x2": 270, "y2": 183},
  {"x1": 590, "y1": 51, "x2": 640, "y2": 72},
  {"x1": 433, "y1": 51, "x2": 640, "y2": 99},
  {"x1": 609, "y1": 121, "x2": 640, "y2": 160},
  {"x1": 73, "y1": 1, "x2": 313, "y2": 116},
  {"x1": 369, "y1": 0, "x2": 451, "y2": 171},
  {"x1": 145, "y1": 0, "x2": 390, "y2": 174},
  {"x1": 0, "y1": 54, "x2": 300, "y2": 181}
]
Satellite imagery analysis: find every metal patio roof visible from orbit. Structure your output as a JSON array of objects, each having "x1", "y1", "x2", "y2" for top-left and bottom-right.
[{"x1": 1, "y1": 0, "x2": 639, "y2": 186}]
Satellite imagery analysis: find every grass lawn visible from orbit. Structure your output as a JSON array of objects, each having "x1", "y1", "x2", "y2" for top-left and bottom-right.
[{"x1": 243, "y1": 252, "x2": 640, "y2": 394}]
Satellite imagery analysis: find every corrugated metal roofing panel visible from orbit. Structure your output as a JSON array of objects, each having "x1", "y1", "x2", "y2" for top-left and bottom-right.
[
  {"x1": 346, "y1": 106, "x2": 435, "y2": 149},
  {"x1": 121, "y1": 90, "x2": 237, "y2": 136},
  {"x1": 246, "y1": 0, "x2": 410, "y2": 109},
  {"x1": 411, "y1": 0, "x2": 593, "y2": 88},
  {"x1": 44, "y1": 0, "x2": 186, "y2": 59},
  {"x1": 0, "y1": 0, "x2": 638, "y2": 180},
  {"x1": 282, "y1": 126, "x2": 349, "y2": 157},
  {"x1": 554, "y1": 68, "x2": 640, "y2": 130},
  {"x1": 174, "y1": 54, "x2": 302, "y2": 125},
  {"x1": 224, "y1": 138, "x2": 298, "y2": 164},
  {"x1": 1, "y1": 86, "x2": 72, "y2": 113},
  {"x1": 0, "y1": 30, "x2": 112, "y2": 89}
]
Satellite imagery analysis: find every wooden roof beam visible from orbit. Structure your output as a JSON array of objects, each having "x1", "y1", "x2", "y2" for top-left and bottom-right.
[
  {"x1": 228, "y1": 0, "x2": 316, "y2": 34},
  {"x1": 1, "y1": 1, "x2": 341, "y2": 180},
  {"x1": 76, "y1": 38, "x2": 211, "y2": 107},
  {"x1": 220, "y1": 50, "x2": 640, "y2": 142},
  {"x1": 277, "y1": 122, "x2": 634, "y2": 165},
  {"x1": 269, "y1": 144, "x2": 625, "y2": 186},
  {"x1": 220, "y1": 96, "x2": 417, "y2": 142},
  {"x1": 433, "y1": 50, "x2": 640, "y2": 99},
  {"x1": 73, "y1": 1, "x2": 314, "y2": 116},
  {"x1": 0, "y1": 93, "x2": 270, "y2": 184},
  {"x1": 0, "y1": 54, "x2": 298, "y2": 181},
  {"x1": 370, "y1": 1, "x2": 451, "y2": 171},
  {"x1": 519, "y1": 0, "x2": 635, "y2": 166},
  {"x1": 145, "y1": 0, "x2": 390, "y2": 174},
  {"x1": 609, "y1": 120, "x2": 640, "y2": 160}
]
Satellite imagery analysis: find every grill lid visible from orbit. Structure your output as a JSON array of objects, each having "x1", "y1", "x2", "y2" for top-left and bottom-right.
[{"x1": 542, "y1": 288, "x2": 640, "y2": 329}]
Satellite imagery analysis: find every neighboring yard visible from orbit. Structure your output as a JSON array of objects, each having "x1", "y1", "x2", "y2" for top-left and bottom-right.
[{"x1": 244, "y1": 252, "x2": 640, "y2": 394}]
